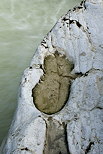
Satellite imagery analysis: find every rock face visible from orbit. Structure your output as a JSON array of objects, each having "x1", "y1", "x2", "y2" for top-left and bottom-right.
[{"x1": 0, "y1": 0, "x2": 103, "y2": 154}]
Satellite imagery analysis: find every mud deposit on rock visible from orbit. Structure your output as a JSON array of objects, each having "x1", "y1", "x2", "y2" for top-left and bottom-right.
[
  {"x1": 32, "y1": 52, "x2": 74, "y2": 114},
  {"x1": 43, "y1": 118, "x2": 69, "y2": 154}
]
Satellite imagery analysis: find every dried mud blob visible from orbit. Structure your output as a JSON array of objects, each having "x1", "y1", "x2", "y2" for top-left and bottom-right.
[{"x1": 32, "y1": 52, "x2": 74, "y2": 114}]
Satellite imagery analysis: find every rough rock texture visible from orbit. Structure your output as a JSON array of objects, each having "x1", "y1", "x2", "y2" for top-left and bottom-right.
[
  {"x1": 0, "y1": 0, "x2": 103, "y2": 154},
  {"x1": 32, "y1": 52, "x2": 74, "y2": 114}
]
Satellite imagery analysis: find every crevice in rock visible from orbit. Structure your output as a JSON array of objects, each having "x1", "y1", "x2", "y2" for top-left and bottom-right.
[
  {"x1": 82, "y1": 68, "x2": 103, "y2": 77},
  {"x1": 72, "y1": 6, "x2": 83, "y2": 11},
  {"x1": 41, "y1": 39, "x2": 46, "y2": 44},
  {"x1": 75, "y1": 21, "x2": 82, "y2": 28},
  {"x1": 69, "y1": 19, "x2": 83, "y2": 29},
  {"x1": 43, "y1": 118, "x2": 70, "y2": 154},
  {"x1": 90, "y1": 106, "x2": 103, "y2": 111},
  {"x1": 21, "y1": 147, "x2": 30, "y2": 151},
  {"x1": 80, "y1": 0, "x2": 86, "y2": 9},
  {"x1": 39, "y1": 64, "x2": 46, "y2": 74},
  {"x1": 62, "y1": 17, "x2": 69, "y2": 22},
  {"x1": 63, "y1": 123, "x2": 70, "y2": 154},
  {"x1": 85, "y1": 142, "x2": 94, "y2": 154},
  {"x1": 75, "y1": 72, "x2": 84, "y2": 76},
  {"x1": 41, "y1": 39, "x2": 48, "y2": 49},
  {"x1": 67, "y1": 17, "x2": 93, "y2": 46},
  {"x1": 96, "y1": 106, "x2": 103, "y2": 110},
  {"x1": 80, "y1": 0, "x2": 84, "y2": 6},
  {"x1": 29, "y1": 66, "x2": 32, "y2": 69},
  {"x1": 61, "y1": 1, "x2": 86, "y2": 27},
  {"x1": 75, "y1": 71, "x2": 89, "y2": 77},
  {"x1": 41, "y1": 43, "x2": 48, "y2": 49}
]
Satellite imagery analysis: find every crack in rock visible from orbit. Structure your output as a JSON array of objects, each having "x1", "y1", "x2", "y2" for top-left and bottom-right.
[
  {"x1": 85, "y1": 142, "x2": 94, "y2": 154},
  {"x1": 32, "y1": 52, "x2": 74, "y2": 114},
  {"x1": 43, "y1": 118, "x2": 70, "y2": 154},
  {"x1": 21, "y1": 147, "x2": 29, "y2": 151}
]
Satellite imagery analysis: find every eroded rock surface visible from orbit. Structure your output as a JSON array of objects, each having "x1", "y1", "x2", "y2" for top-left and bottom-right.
[
  {"x1": 0, "y1": 0, "x2": 103, "y2": 154},
  {"x1": 43, "y1": 118, "x2": 69, "y2": 154},
  {"x1": 32, "y1": 52, "x2": 74, "y2": 114}
]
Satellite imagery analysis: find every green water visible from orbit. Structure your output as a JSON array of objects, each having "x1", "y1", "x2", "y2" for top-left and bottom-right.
[{"x1": 0, "y1": 0, "x2": 81, "y2": 145}]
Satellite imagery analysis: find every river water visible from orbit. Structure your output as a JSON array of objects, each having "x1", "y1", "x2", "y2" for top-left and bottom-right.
[{"x1": 0, "y1": 0, "x2": 81, "y2": 144}]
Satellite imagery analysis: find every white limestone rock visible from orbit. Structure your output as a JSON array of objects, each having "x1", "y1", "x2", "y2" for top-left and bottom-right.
[{"x1": 0, "y1": 0, "x2": 103, "y2": 154}]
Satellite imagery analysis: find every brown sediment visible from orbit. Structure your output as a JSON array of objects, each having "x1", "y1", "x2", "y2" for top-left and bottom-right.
[{"x1": 32, "y1": 52, "x2": 74, "y2": 114}]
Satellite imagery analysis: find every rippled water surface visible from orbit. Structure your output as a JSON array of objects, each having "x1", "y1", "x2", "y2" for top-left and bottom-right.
[{"x1": 0, "y1": 0, "x2": 81, "y2": 144}]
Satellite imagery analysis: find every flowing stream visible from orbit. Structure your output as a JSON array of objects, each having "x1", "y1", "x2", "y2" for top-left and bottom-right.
[{"x1": 0, "y1": 0, "x2": 81, "y2": 145}]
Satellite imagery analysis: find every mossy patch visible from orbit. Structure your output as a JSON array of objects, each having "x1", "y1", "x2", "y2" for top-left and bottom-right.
[{"x1": 32, "y1": 52, "x2": 74, "y2": 114}]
